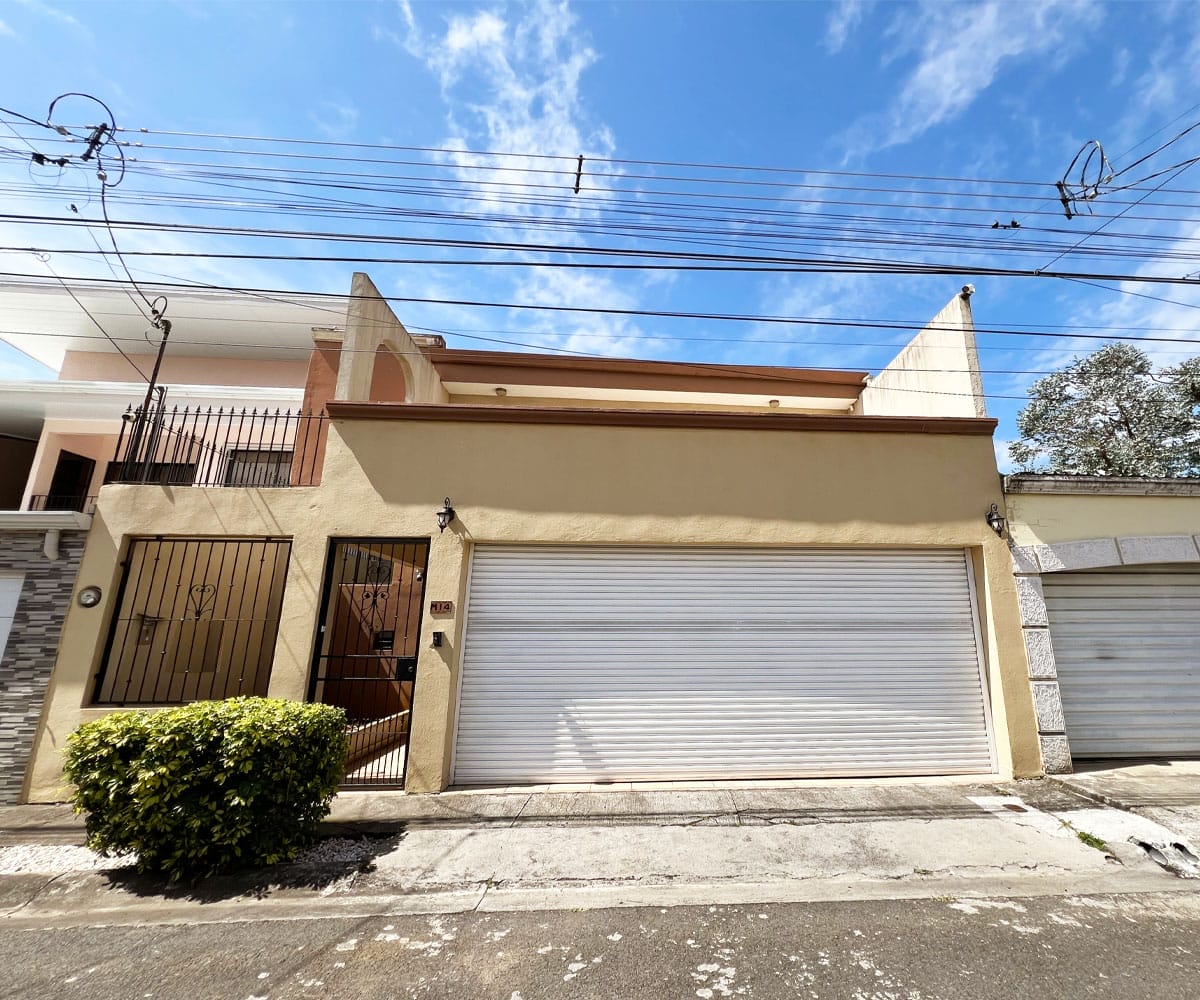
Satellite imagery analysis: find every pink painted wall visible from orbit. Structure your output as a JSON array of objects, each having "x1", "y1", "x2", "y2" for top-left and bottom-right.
[
  {"x1": 369, "y1": 344, "x2": 408, "y2": 402},
  {"x1": 26, "y1": 430, "x2": 123, "y2": 504},
  {"x1": 59, "y1": 351, "x2": 308, "y2": 388}
]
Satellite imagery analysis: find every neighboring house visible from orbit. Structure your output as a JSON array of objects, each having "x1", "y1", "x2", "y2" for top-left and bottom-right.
[
  {"x1": 23, "y1": 272, "x2": 1043, "y2": 801},
  {"x1": 0, "y1": 279, "x2": 340, "y2": 803},
  {"x1": 1005, "y1": 474, "x2": 1200, "y2": 773}
]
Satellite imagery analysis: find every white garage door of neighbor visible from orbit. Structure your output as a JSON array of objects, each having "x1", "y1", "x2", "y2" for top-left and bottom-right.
[
  {"x1": 453, "y1": 546, "x2": 993, "y2": 784},
  {"x1": 0, "y1": 576, "x2": 23, "y2": 665},
  {"x1": 1044, "y1": 566, "x2": 1200, "y2": 758}
]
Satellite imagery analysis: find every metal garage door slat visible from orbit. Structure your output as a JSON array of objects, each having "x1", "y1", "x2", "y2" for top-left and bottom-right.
[
  {"x1": 453, "y1": 547, "x2": 992, "y2": 783},
  {"x1": 1044, "y1": 567, "x2": 1200, "y2": 758}
]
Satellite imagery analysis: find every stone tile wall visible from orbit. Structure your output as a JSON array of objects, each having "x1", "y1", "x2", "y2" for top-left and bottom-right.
[{"x1": 0, "y1": 530, "x2": 86, "y2": 803}]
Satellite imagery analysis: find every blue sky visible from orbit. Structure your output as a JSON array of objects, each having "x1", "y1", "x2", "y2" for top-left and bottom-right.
[{"x1": 2, "y1": 0, "x2": 1200, "y2": 467}]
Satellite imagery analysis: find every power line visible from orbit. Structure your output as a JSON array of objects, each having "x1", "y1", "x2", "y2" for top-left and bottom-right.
[
  {"x1": 10, "y1": 277, "x2": 1200, "y2": 347},
  {"x1": 5, "y1": 269, "x2": 1200, "y2": 347},
  {"x1": 9, "y1": 215, "x2": 1200, "y2": 287},
  {"x1": 0, "y1": 316, "x2": 1025, "y2": 402},
  {"x1": 17, "y1": 240, "x2": 1200, "y2": 274},
  {"x1": 1043, "y1": 159, "x2": 1200, "y2": 270},
  {"x1": 34, "y1": 258, "x2": 149, "y2": 382},
  {"x1": 89, "y1": 122, "x2": 1200, "y2": 201}
]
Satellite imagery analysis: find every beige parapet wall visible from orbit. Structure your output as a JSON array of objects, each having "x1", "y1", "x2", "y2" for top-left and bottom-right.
[
  {"x1": 858, "y1": 289, "x2": 986, "y2": 418},
  {"x1": 1006, "y1": 477, "x2": 1200, "y2": 552},
  {"x1": 26, "y1": 409, "x2": 1039, "y2": 801},
  {"x1": 334, "y1": 272, "x2": 449, "y2": 405}
]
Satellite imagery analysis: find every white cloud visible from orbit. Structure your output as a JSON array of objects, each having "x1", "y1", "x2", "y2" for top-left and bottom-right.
[
  {"x1": 841, "y1": 0, "x2": 1097, "y2": 158},
  {"x1": 824, "y1": 1, "x2": 870, "y2": 54},
  {"x1": 309, "y1": 101, "x2": 359, "y2": 139},
  {"x1": 379, "y1": 0, "x2": 646, "y2": 358},
  {"x1": 398, "y1": 0, "x2": 613, "y2": 165},
  {"x1": 13, "y1": 0, "x2": 90, "y2": 36},
  {"x1": 994, "y1": 438, "x2": 1016, "y2": 473},
  {"x1": 509, "y1": 267, "x2": 645, "y2": 358},
  {"x1": 0, "y1": 19, "x2": 16, "y2": 37}
]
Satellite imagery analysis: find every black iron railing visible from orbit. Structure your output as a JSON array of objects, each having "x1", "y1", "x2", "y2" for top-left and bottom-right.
[
  {"x1": 93, "y1": 536, "x2": 292, "y2": 705},
  {"x1": 110, "y1": 405, "x2": 328, "y2": 487},
  {"x1": 26, "y1": 494, "x2": 97, "y2": 514}
]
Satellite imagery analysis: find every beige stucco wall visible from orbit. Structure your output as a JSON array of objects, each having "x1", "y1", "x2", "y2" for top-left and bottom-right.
[
  {"x1": 27, "y1": 417, "x2": 1039, "y2": 800},
  {"x1": 1007, "y1": 491, "x2": 1200, "y2": 549}
]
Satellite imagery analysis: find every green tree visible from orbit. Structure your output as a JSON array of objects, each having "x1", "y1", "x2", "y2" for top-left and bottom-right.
[{"x1": 1009, "y1": 342, "x2": 1200, "y2": 476}]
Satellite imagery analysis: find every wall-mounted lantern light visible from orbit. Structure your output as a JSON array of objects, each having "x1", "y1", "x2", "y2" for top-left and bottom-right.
[
  {"x1": 436, "y1": 497, "x2": 456, "y2": 534},
  {"x1": 78, "y1": 585, "x2": 103, "y2": 608},
  {"x1": 985, "y1": 503, "x2": 1006, "y2": 537}
]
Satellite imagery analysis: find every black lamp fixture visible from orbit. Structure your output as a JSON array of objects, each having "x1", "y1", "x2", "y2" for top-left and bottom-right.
[
  {"x1": 436, "y1": 497, "x2": 456, "y2": 534},
  {"x1": 985, "y1": 502, "x2": 1006, "y2": 537}
]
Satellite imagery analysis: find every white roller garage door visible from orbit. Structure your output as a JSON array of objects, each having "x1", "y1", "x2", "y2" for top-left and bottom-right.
[
  {"x1": 1044, "y1": 566, "x2": 1200, "y2": 758},
  {"x1": 453, "y1": 547, "x2": 993, "y2": 784}
]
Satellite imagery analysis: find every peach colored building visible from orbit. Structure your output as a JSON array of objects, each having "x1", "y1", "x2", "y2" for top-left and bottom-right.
[
  {"x1": 0, "y1": 279, "x2": 344, "y2": 803},
  {"x1": 19, "y1": 273, "x2": 1049, "y2": 802}
]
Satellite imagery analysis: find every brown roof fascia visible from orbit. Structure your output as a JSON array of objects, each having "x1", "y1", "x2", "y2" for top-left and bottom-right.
[
  {"x1": 425, "y1": 348, "x2": 868, "y2": 400},
  {"x1": 326, "y1": 401, "x2": 997, "y2": 437}
]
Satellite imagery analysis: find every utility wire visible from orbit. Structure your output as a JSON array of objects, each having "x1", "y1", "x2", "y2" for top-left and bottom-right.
[
  {"x1": 6, "y1": 269, "x2": 1200, "y2": 347},
  {"x1": 1041, "y1": 159, "x2": 1200, "y2": 271},
  {"x1": 0, "y1": 322, "x2": 1129, "y2": 378},
  {"x1": 35, "y1": 257, "x2": 149, "y2": 381},
  {"x1": 9, "y1": 215, "x2": 1200, "y2": 286}
]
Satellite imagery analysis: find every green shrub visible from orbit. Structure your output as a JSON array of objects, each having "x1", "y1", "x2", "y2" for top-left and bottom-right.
[{"x1": 63, "y1": 697, "x2": 348, "y2": 881}]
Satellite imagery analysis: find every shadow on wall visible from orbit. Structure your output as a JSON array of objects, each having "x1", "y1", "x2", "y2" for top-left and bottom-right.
[{"x1": 333, "y1": 417, "x2": 1002, "y2": 528}]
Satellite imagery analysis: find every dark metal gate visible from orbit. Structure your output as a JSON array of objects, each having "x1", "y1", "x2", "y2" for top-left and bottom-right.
[
  {"x1": 94, "y1": 537, "x2": 291, "y2": 705},
  {"x1": 309, "y1": 539, "x2": 430, "y2": 788}
]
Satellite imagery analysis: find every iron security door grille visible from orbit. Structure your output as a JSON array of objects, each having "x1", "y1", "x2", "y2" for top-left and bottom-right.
[
  {"x1": 310, "y1": 539, "x2": 430, "y2": 788},
  {"x1": 94, "y1": 537, "x2": 291, "y2": 704}
]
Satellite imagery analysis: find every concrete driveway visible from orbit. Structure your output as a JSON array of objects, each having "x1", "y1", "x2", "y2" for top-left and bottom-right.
[{"x1": 1052, "y1": 759, "x2": 1200, "y2": 845}]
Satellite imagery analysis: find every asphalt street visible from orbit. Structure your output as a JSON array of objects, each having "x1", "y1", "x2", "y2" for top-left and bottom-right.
[{"x1": 4, "y1": 891, "x2": 1200, "y2": 1000}]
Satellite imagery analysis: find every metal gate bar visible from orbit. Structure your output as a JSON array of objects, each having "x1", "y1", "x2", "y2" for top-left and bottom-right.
[
  {"x1": 309, "y1": 538, "x2": 430, "y2": 788},
  {"x1": 94, "y1": 537, "x2": 292, "y2": 705}
]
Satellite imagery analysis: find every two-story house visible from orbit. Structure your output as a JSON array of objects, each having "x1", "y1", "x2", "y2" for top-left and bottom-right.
[
  {"x1": 0, "y1": 279, "x2": 340, "y2": 802},
  {"x1": 19, "y1": 273, "x2": 1043, "y2": 801}
]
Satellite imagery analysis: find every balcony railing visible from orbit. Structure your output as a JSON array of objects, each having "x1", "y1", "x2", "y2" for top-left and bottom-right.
[
  {"x1": 110, "y1": 406, "x2": 329, "y2": 488},
  {"x1": 26, "y1": 494, "x2": 97, "y2": 514}
]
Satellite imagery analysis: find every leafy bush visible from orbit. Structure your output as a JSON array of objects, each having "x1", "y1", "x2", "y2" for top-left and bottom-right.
[{"x1": 63, "y1": 697, "x2": 348, "y2": 881}]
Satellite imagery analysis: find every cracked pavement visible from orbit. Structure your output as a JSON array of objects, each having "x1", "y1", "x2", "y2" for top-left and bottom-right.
[
  {"x1": 1, "y1": 777, "x2": 1196, "y2": 924},
  {"x1": 5, "y1": 892, "x2": 1200, "y2": 999},
  {"x1": 3, "y1": 777, "x2": 1200, "y2": 998}
]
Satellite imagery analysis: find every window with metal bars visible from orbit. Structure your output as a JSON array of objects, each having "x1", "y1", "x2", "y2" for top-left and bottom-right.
[
  {"x1": 223, "y1": 449, "x2": 294, "y2": 487},
  {"x1": 93, "y1": 537, "x2": 292, "y2": 705}
]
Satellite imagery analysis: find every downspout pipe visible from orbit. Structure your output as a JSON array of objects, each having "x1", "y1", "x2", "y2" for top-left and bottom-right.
[{"x1": 43, "y1": 528, "x2": 61, "y2": 562}]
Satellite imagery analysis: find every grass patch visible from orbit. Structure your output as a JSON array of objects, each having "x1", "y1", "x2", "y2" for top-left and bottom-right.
[
  {"x1": 1059, "y1": 819, "x2": 1110, "y2": 853},
  {"x1": 1075, "y1": 829, "x2": 1110, "y2": 853}
]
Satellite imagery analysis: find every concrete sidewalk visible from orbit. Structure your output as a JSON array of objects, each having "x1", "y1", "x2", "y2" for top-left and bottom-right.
[
  {"x1": 2, "y1": 775, "x2": 1197, "y2": 927},
  {"x1": 1052, "y1": 759, "x2": 1200, "y2": 845},
  {"x1": 0, "y1": 775, "x2": 1090, "y2": 842}
]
